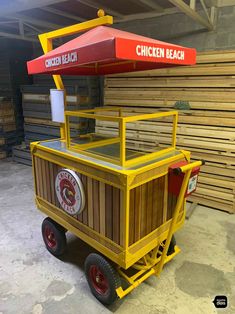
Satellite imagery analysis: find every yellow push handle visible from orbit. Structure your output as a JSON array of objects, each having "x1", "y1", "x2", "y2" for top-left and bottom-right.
[
  {"x1": 173, "y1": 160, "x2": 205, "y2": 175},
  {"x1": 157, "y1": 159, "x2": 204, "y2": 275}
]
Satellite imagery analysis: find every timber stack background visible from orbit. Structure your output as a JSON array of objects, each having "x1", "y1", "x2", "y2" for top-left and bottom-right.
[
  {"x1": 103, "y1": 50, "x2": 235, "y2": 214},
  {"x1": 0, "y1": 98, "x2": 22, "y2": 159},
  {"x1": 12, "y1": 77, "x2": 100, "y2": 165}
]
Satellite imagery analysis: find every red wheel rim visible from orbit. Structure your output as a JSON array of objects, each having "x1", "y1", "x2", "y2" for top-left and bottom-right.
[
  {"x1": 89, "y1": 265, "x2": 109, "y2": 296},
  {"x1": 44, "y1": 226, "x2": 57, "y2": 249}
]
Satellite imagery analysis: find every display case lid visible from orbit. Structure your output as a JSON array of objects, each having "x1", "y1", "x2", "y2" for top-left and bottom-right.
[{"x1": 27, "y1": 26, "x2": 196, "y2": 76}]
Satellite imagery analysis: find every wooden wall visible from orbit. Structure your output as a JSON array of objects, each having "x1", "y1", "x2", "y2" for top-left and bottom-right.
[
  {"x1": 33, "y1": 156, "x2": 180, "y2": 247},
  {"x1": 104, "y1": 50, "x2": 235, "y2": 213}
]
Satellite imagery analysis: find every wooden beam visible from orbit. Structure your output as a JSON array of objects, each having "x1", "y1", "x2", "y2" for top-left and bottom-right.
[
  {"x1": 10, "y1": 13, "x2": 63, "y2": 30},
  {"x1": 0, "y1": 30, "x2": 38, "y2": 42},
  {"x1": 218, "y1": 0, "x2": 235, "y2": 6},
  {"x1": 18, "y1": 20, "x2": 24, "y2": 36},
  {"x1": 41, "y1": 7, "x2": 85, "y2": 22},
  {"x1": 77, "y1": 0, "x2": 124, "y2": 18},
  {"x1": 199, "y1": 0, "x2": 211, "y2": 20},
  {"x1": 138, "y1": 0, "x2": 164, "y2": 12},
  {"x1": 116, "y1": 8, "x2": 178, "y2": 22},
  {"x1": 23, "y1": 23, "x2": 42, "y2": 34},
  {"x1": 0, "y1": 0, "x2": 67, "y2": 17},
  {"x1": 0, "y1": 20, "x2": 19, "y2": 25},
  {"x1": 168, "y1": 0, "x2": 214, "y2": 30},
  {"x1": 190, "y1": 0, "x2": 196, "y2": 10}
]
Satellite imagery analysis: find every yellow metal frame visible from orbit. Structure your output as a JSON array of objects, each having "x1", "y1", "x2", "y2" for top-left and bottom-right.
[
  {"x1": 32, "y1": 139, "x2": 201, "y2": 298},
  {"x1": 38, "y1": 13, "x2": 113, "y2": 139},
  {"x1": 65, "y1": 108, "x2": 178, "y2": 167},
  {"x1": 115, "y1": 160, "x2": 202, "y2": 299},
  {"x1": 32, "y1": 11, "x2": 203, "y2": 301}
]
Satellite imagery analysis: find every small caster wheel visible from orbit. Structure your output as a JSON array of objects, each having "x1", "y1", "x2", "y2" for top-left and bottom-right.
[
  {"x1": 167, "y1": 235, "x2": 176, "y2": 255},
  {"x1": 41, "y1": 217, "x2": 66, "y2": 257},
  {"x1": 85, "y1": 253, "x2": 121, "y2": 305},
  {"x1": 159, "y1": 235, "x2": 176, "y2": 256}
]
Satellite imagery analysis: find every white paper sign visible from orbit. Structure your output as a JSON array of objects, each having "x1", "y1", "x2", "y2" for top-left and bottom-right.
[
  {"x1": 50, "y1": 89, "x2": 65, "y2": 123},
  {"x1": 187, "y1": 175, "x2": 198, "y2": 194}
]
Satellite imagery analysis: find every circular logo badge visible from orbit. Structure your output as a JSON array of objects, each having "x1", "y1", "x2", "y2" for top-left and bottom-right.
[{"x1": 55, "y1": 169, "x2": 85, "y2": 216}]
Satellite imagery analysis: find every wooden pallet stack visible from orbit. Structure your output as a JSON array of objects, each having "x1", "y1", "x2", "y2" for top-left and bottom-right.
[
  {"x1": 103, "y1": 50, "x2": 235, "y2": 213},
  {"x1": 0, "y1": 98, "x2": 20, "y2": 159},
  {"x1": 21, "y1": 85, "x2": 98, "y2": 145},
  {"x1": 12, "y1": 83, "x2": 99, "y2": 165}
]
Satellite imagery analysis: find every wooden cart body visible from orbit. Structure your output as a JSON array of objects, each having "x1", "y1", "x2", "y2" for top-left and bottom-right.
[
  {"x1": 31, "y1": 134, "x2": 190, "y2": 269},
  {"x1": 31, "y1": 108, "x2": 193, "y2": 269}
]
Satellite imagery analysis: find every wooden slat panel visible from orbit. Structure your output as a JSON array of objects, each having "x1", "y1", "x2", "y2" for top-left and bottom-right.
[
  {"x1": 140, "y1": 183, "x2": 147, "y2": 239},
  {"x1": 105, "y1": 76, "x2": 235, "y2": 88},
  {"x1": 119, "y1": 191, "x2": 124, "y2": 247},
  {"x1": 109, "y1": 63, "x2": 235, "y2": 77},
  {"x1": 134, "y1": 186, "x2": 141, "y2": 242},
  {"x1": 33, "y1": 157, "x2": 124, "y2": 244},
  {"x1": 157, "y1": 176, "x2": 165, "y2": 227},
  {"x1": 45, "y1": 160, "x2": 52, "y2": 204},
  {"x1": 146, "y1": 181, "x2": 153, "y2": 234},
  {"x1": 93, "y1": 180, "x2": 100, "y2": 233},
  {"x1": 105, "y1": 184, "x2": 113, "y2": 240},
  {"x1": 53, "y1": 163, "x2": 61, "y2": 209},
  {"x1": 130, "y1": 175, "x2": 168, "y2": 244},
  {"x1": 112, "y1": 187, "x2": 120, "y2": 245},
  {"x1": 81, "y1": 174, "x2": 88, "y2": 225},
  {"x1": 34, "y1": 157, "x2": 41, "y2": 196},
  {"x1": 76, "y1": 172, "x2": 83, "y2": 222},
  {"x1": 129, "y1": 189, "x2": 135, "y2": 245},
  {"x1": 152, "y1": 178, "x2": 159, "y2": 230},
  {"x1": 99, "y1": 182, "x2": 106, "y2": 236},
  {"x1": 40, "y1": 159, "x2": 47, "y2": 200},
  {"x1": 87, "y1": 177, "x2": 94, "y2": 229},
  {"x1": 49, "y1": 162, "x2": 55, "y2": 205}
]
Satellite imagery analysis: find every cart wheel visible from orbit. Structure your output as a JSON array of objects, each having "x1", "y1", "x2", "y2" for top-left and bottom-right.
[
  {"x1": 41, "y1": 217, "x2": 66, "y2": 257},
  {"x1": 159, "y1": 235, "x2": 176, "y2": 256},
  {"x1": 167, "y1": 235, "x2": 176, "y2": 255},
  {"x1": 85, "y1": 253, "x2": 121, "y2": 305}
]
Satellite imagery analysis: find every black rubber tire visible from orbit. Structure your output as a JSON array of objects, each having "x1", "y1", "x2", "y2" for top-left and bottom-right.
[
  {"x1": 85, "y1": 253, "x2": 121, "y2": 305},
  {"x1": 167, "y1": 235, "x2": 176, "y2": 255},
  {"x1": 41, "y1": 217, "x2": 67, "y2": 257},
  {"x1": 159, "y1": 235, "x2": 176, "y2": 256}
]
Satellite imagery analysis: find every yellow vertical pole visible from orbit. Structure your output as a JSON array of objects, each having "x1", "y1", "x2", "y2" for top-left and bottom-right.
[
  {"x1": 38, "y1": 13, "x2": 113, "y2": 141},
  {"x1": 39, "y1": 36, "x2": 66, "y2": 139},
  {"x1": 65, "y1": 114, "x2": 71, "y2": 149},
  {"x1": 120, "y1": 120, "x2": 126, "y2": 167},
  {"x1": 119, "y1": 119, "x2": 126, "y2": 167}
]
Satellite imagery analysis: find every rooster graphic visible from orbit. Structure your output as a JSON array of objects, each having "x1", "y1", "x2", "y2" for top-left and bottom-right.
[{"x1": 61, "y1": 182, "x2": 75, "y2": 206}]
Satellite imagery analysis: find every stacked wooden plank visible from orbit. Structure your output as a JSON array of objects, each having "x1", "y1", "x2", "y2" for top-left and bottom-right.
[
  {"x1": 0, "y1": 98, "x2": 21, "y2": 159},
  {"x1": 103, "y1": 50, "x2": 235, "y2": 213},
  {"x1": 0, "y1": 40, "x2": 33, "y2": 160},
  {"x1": 12, "y1": 84, "x2": 99, "y2": 165},
  {"x1": 21, "y1": 85, "x2": 98, "y2": 145}
]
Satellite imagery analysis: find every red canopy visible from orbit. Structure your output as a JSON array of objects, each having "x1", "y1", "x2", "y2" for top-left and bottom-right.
[{"x1": 27, "y1": 26, "x2": 196, "y2": 75}]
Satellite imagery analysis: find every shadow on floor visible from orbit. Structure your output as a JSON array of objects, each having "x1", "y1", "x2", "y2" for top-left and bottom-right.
[{"x1": 58, "y1": 233, "x2": 127, "y2": 312}]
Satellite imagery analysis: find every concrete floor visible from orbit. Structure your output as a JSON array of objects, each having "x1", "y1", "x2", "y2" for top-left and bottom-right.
[{"x1": 0, "y1": 159, "x2": 235, "y2": 314}]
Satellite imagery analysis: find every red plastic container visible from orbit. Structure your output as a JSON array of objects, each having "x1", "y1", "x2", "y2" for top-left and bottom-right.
[{"x1": 168, "y1": 161, "x2": 200, "y2": 197}]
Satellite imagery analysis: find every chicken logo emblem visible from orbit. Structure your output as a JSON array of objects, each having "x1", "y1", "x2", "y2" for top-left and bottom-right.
[{"x1": 55, "y1": 169, "x2": 85, "y2": 215}]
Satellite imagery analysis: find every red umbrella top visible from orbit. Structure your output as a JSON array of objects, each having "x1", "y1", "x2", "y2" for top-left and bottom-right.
[{"x1": 27, "y1": 26, "x2": 196, "y2": 75}]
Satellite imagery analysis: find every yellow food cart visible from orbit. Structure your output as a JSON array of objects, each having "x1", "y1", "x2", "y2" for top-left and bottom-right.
[{"x1": 27, "y1": 11, "x2": 203, "y2": 305}]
